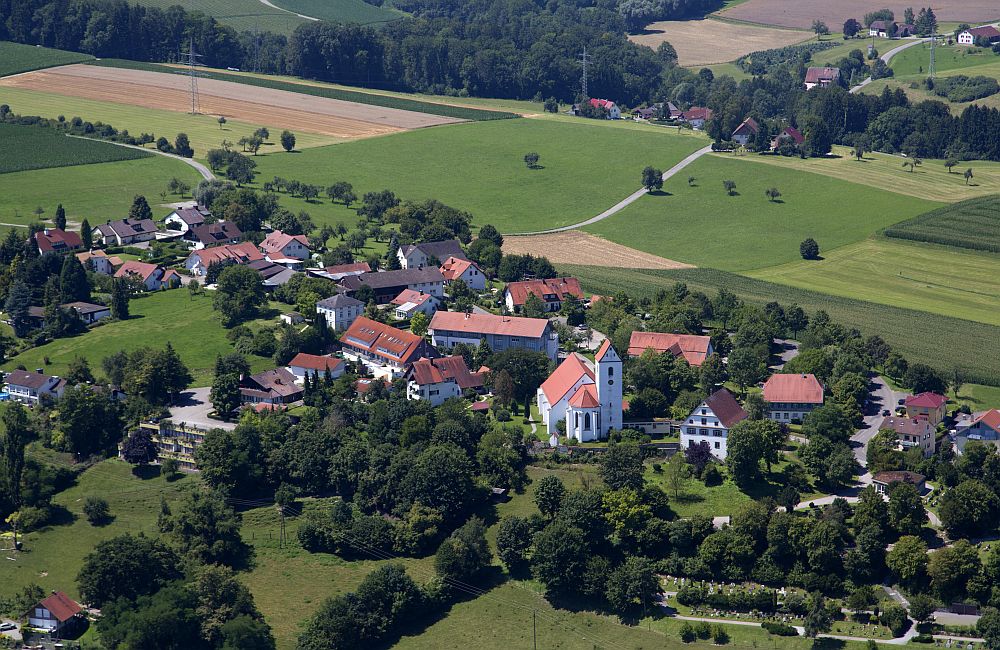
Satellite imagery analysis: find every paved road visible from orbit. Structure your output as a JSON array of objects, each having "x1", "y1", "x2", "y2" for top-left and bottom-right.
[
  {"x1": 850, "y1": 37, "x2": 931, "y2": 94},
  {"x1": 66, "y1": 134, "x2": 216, "y2": 181},
  {"x1": 509, "y1": 144, "x2": 714, "y2": 235},
  {"x1": 851, "y1": 376, "x2": 908, "y2": 468}
]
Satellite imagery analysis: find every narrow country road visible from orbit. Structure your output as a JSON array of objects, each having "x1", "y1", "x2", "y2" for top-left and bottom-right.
[
  {"x1": 850, "y1": 36, "x2": 930, "y2": 93},
  {"x1": 257, "y1": 0, "x2": 319, "y2": 21},
  {"x1": 508, "y1": 144, "x2": 714, "y2": 236},
  {"x1": 67, "y1": 135, "x2": 216, "y2": 181}
]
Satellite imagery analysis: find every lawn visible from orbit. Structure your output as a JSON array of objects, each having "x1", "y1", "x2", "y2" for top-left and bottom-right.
[
  {"x1": 884, "y1": 194, "x2": 1000, "y2": 252},
  {"x1": 0, "y1": 123, "x2": 151, "y2": 174},
  {"x1": 584, "y1": 154, "x2": 939, "y2": 271},
  {"x1": 0, "y1": 155, "x2": 200, "y2": 228},
  {"x1": 731, "y1": 146, "x2": 1000, "y2": 202},
  {"x1": 561, "y1": 264, "x2": 1000, "y2": 387},
  {"x1": 248, "y1": 119, "x2": 708, "y2": 233},
  {"x1": 0, "y1": 85, "x2": 342, "y2": 157},
  {"x1": 746, "y1": 237, "x2": 1000, "y2": 327},
  {"x1": 0, "y1": 41, "x2": 93, "y2": 77},
  {"x1": 956, "y1": 383, "x2": 1000, "y2": 410},
  {"x1": 4, "y1": 291, "x2": 275, "y2": 386},
  {"x1": 273, "y1": 0, "x2": 405, "y2": 24},
  {"x1": 1, "y1": 457, "x2": 197, "y2": 599},
  {"x1": 890, "y1": 40, "x2": 1000, "y2": 77}
]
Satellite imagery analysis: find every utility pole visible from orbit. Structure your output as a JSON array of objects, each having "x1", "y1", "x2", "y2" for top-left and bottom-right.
[
  {"x1": 532, "y1": 609, "x2": 537, "y2": 650},
  {"x1": 182, "y1": 37, "x2": 203, "y2": 115},
  {"x1": 929, "y1": 28, "x2": 936, "y2": 78},
  {"x1": 579, "y1": 47, "x2": 591, "y2": 99}
]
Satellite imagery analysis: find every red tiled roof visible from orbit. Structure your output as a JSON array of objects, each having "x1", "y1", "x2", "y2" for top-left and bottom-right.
[
  {"x1": 966, "y1": 26, "x2": 1000, "y2": 39},
  {"x1": 568, "y1": 383, "x2": 599, "y2": 408},
  {"x1": 589, "y1": 98, "x2": 617, "y2": 109},
  {"x1": 762, "y1": 373, "x2": 824, "y2": 404},
  {"x1": 429, "y1": 311, "x2": 549, "y2": 339},
  {"x1": 391, "y1": 289, "x2": 434, "y2": 307},
  {"x1": 804, "y1": 66, "x2": 840, "y2": 84},
  {"x1": 882, "y1": 416, "x2": 934, "y2": 437},
  {"x1": 470, "y1": 400, "x2": 491, "y2": 411},
  {"x1": 905, "y1": 392, "x2": 947, "y2": 409},
  {"x1": 772, "y1": 127, "x2": 804, "y2": 146},
  {"x1": 440, "y1": 256, "x2": 477, "y2": 282},
  {"x1": 114, "y1": 260, "x2": 161, "y2": 283},
  {"x1": 595, "y1": 339, "x2": 613, "y2": 362},
  {"x1": 341, "y1": 316, "x2": 431, "y2": 366},
  {"x1": 36, "y1": 228, "x2": 83, "y2": 253},
  {"x1": 193, "y1": 241, "x2": 264, "y2": 267},
  {"x1": 289, "y1": 353, "x2": 343, "y2": 373},
  {"x1": 261, "y1": 230, "x2": 310, "y2": 255},
  {"x1": 973, "y1": 409, "x2": 1000, "y2": 430},
  {"x1": 681, "y1": 107, "x2": 712, "y2": 121},
  {"x1": 505, "y1": 277, "x2": 583, "y2": 307},
  {"x1": 409, "y1": 355, "x2": 484, "y2": 390},
  {"x1": 355, "y1": 378, "x2": 391, "y2": 394},
  {"x1": 38, "y1": 592, "x2": 82, "y2": 623},
  {"x1": 872, "y1": 470, "x2": 925, "y2": 486},
  {"x1": 325, "y1": 262, "x2": 371, "y2": 276},
  {"x1": 539, "y1": 353, "x2": 593, "y2": 405},
  {"x1": 627, "y1": 332, "x2": 712, "y2": 366},
  {"x1": 733, "y1": 117, "x2": 759, "y2": 136},
  {"x1": 704, "y1": 388, "x2": 749, "y2": 428}
]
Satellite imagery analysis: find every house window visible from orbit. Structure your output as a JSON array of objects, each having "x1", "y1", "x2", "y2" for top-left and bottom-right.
[
  {"x1": 701, "y1": 418, "x2": 707, "y2": 425},
  {"x1": 714, "y1": 441, "x2": 720, "y2": 449},
  {"x1": 700, "y1": 428, "x2": 708, "y2": 435}
]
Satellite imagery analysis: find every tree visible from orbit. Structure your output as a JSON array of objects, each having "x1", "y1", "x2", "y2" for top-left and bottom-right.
[
  {"x1": 978, "y1": 607, "x2": 1000, "y2": 650},
  {"x1": 434, "y1": 516, "x2": 490, "y2": 583},
  {"x1": 477, "y1": 224, "x2": 503, "y2": 248},
  {"x1": 800, "y1": 238, "x2": 820, "y2": 260},
  {"x1": 531, "y1": 520, "x2": 588, "y2": 596},
  {"x1": 812, "y1": 20, "x2": 830, "y2": 38},
  {"x1": 121, "y1": 428, "x2": 157, "y2": 465},
  {"x1": 214, "y1": 265, "x2": 266, "y2": 326},
  {"x1": 600, "y1": 443, "x2": 643, "y2": 491},
  {"x1": 81, "y1": 218, "x2": 92, "y2": 249},
  {"x1": 280, "y1": 130, "x2": 296, "y2": 152},
  {"x1": 54, "y1": 203, "x2": 67, "y2": 230},
  {"x1": 929, "y1": 539, "x2": 981, "y2": 602},
  {"x1": 940, "y1": 480, "x2": 1000, "y2": 538},
  {"x1": 965, "y1": 168, "x2": 974, "y2": 185},
  {"x1": 66, "y1": 356, "x2": 95, "y2": 384},
  {"x1": 727, "y1": 419, "x2": 782, "y2": 487},
  {"x1": 543, "y1": 97, "x2": 559, "y2": 113},
  {"x1": 524, "y1": 152, "x2": 540, "y2": 169},
  {"x1": 727, "y1": 346, "x2": 765, "y2": 393},
  {"x1": 945, "y1": 158, "x2": 958, "y2": 173},
  {"x1": 227, "y1": 153, "x2": 257, "y2": 185},
  {"x1": 173, "y1": 132, "x2": 194, "y2": 157},
  {"x1": 211, "y1": 372, "x2": 242, "y2": 420},
  {"x1": 843, "y1": 18, "x2": 861, "y2": 37},
  {"x1": 902, "y1": 158, "x2": 922, "y2": 173},
  {"x1": 642, "y1": 166, "x2": 663, "y2": 191},
  {"x1": 908, "y1": 594, "x2": 936, "y2": 624},
  {"x1": 410, "y1": 311, "x2": 429, "y2": 337},
  {"x1": 84, "y1": 496, "x2": 111, "y2": 525},
  {"x1": 160, "y1": 488, "x2": 249, "y2": 566},
  {"x1": 664, "y1": 452, "x2": 688, "y2": 498},
  {"x1": 723, "y1": 179, "x2": 737, "y2": 195},
  {"x1": 496, "y1": 516, "x2": 533, "y2": 570},
  {"x1": 77, "y1": 533, "x2": 181, "y2": 606},
  {"x1": 218, "y1": 116, "x2": 227, "y2": 129},
  {"x1": 193, "y1": 564, "x2": 270, "y2": 647},
  {"x1": 0, "y1": 404, "x2": 30, "y2": 511},
  {"x1": 886, "y1": 535, "x2": 928, "y2": 590},
  {"x1": 803, "y1": 592, "x2": 832, "y2": 637},
  {"x1": 764, "y1": 187, "x2": 781, "y2": 202},
  {"x1": 521, "y1": 293, "x2": 546, "y2": 319},
  {"x1": 59, "y1": 254, "x2": 89, "y2": 302},
  {"x1": 129, "y1": 194, "x2": 153, "y2": 222},
  {"x1": 605, "y1": 557, "x2": 660, "y2": 612},
  {"x1": 887, "y1": 482, "x2": 928, "y2": 537},
  {"x1": 110, "y1": 278, "x2": 130, "y2": 320},
  {"x1": 4, "y1": 281, "x2": 33, "y2": 337}
]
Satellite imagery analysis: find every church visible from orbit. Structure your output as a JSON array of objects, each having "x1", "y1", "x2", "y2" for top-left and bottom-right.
[{"x1": 537, "y1": 340, "x2": 623, "y2": 443}]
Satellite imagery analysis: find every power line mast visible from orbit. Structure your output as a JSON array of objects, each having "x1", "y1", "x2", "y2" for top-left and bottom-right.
[
  {"x1": 182, "y1": 37, "x2": 203, "y2": 115},
  {"x1": 929, "y1": 28, "x2": 936, "y2": 78},
  {"x1": 579, "y1": 47, "x2": 591, "y2": 98}
]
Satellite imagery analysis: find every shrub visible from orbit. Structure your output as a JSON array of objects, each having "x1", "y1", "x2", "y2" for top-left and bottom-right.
[
  {"x1": 680, "y1": 622, "x2": 696, "y2": 643},
  {"x1": 713, "y1": 626, "x2": 730, "y2": 645},
  {"x1": 694, "y1": 621, "x2": 711, "y2": 639},
  {"x1": 703, "y1": 464, "x2": 723, "y2": 486},
  {"x1": 84, "y1": 496, "x2": 111, "y2": 525},
  {"x1": 762, "y1": 621, "x2": 799, "y2": 636}
]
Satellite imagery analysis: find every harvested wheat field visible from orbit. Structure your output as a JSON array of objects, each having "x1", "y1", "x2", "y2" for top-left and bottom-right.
[
  {"x1": 0, "y1": 64, "x2": 464, "y2": 139},
  {"x1": 719, "y1": 0, "x2": 1000, "y2": 31},
  {"x1": 629, "y1": 18, "x2": 810, "y2": 66},
  {"x1": 503, "y1": 231, "x2": 694, "y2": 270}
]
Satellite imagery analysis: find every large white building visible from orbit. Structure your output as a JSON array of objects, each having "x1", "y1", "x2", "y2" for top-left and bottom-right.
[
  {"x1": 680, "y1": 388, "x2": 748, "y2": 460},
  {"x1": 763, "y1": 373, "x2": 824, "y2": 423},
  {"x1": 537, "y1": 341, "x2": 622, "y2": 442},
  {"x1": 429, "y1": 311, "x2": 558, "y2": 360},
  {"x1": 316, "y1": 293, "x2": 365, "y2": 332}
]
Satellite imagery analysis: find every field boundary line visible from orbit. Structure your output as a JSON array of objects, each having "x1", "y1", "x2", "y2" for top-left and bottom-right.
[
  {"x1": 705, "y1": 14, "x2": 812, "y2": 33},
  {"x1": 65, "y1": 134, "x2": 215, "y2": 181}
]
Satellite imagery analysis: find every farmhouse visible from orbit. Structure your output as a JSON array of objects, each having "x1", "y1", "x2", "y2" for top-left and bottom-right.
[
  {"x1": 634, "y1": 102, "x2": 679, "y2": 120},
  {"x1": 771, "y1": 126, "x2": 805, "y2": 150},
  {"x1": 429, "y1": 311, "x2": 559, "y2": 360},
  {"x1": 868, "y1": 20, "x2": 896, "y2": 38},
  {"x1": 440, "y1": 256, "x2": 485, "y2": 291},
  {"x1": 391, "y1": 289, "x2": 440, "y2": 319},
  {"x1": 537, "y1": 341, "x2": 622, "y2": 442},
  {"x1": 185, "y1": 241, "x2": 264, "y2": 276},
  {"x1": 163, "y1": 205, "x2": 208, "y2": 232},
  {"x1": 504, "y1": 277, "x2": 583, "y2": 313},
  {"x1": 881, "y1": 415, "x2": 936, "y2": 458},
  {"x1": 626, "y1": 331, "x2": 713, "y2": 366},
  {"x1": 4, "y1": 369, "x2": 66, "y2": 404},
  {"x1": 114, "y1": 260, "x2": 180, "y2": 291},
  {"x1": 872, "y1": 470, "x2": 926, "y2": 496},
  {"x1": 958, "y1": 26, "x2": 1000, "y2": 45},
  {"x1": 397, "y1": 239, "x2": 467, "y2": 269},
  {"x1": 763, "y1": 373, "x2": 824, "y2": 422},
  {"x1": 287, "y1": 353, "x2": 345, "y2": 383},
  {"x1": 340, "y1": 267, "x2": 445, "y2": 304},
  {"x1": 26, "y1": 591, "x2": 83, "y2": 636},
  {"x1": 184, "y1": 221, "x2": 243, "y2": 249},
  {"x1": 63, "y1": 301, "x2": 112, "y2": 324},
  {"x1": 804, "y1": 66, "x2": 841, "y2": 90},
  {"x1": 680, "y1": 107, "x2": 713, "y2": 129},
  {"x1": 904, "y1": 392, "x2": 948, "y2": 425},
  {"x1": 680, "y1": 388, "x2": 748, "y2": 460},
  {"x1": 591, "y1": 98, "x2": 622, "y2": 119},
  {"x1": 340, "y1": 316, "x2": 438, "y2": 377},
  {"x1": 732, "y1": 117, "x2": 759, "y2": 145},
  {"x1": 260, "y1": 230, "x2": 312, "y2": 261},
  {"x1": 76, "y1": 249, "x2": 123, "y2": 275},
  {"x1": 316, "y1": 293, "x2": 365, "y2": 331},
  {"x1": 407, "y1": 355, "x2": 485, "y2": 406},
  {"x1": 240, "y1": 368, "x2": 303, "y2": 405},
  {"x1": 92, "y1": 218, "x2": 157, "y2": 246},
  {"x1": 895, "y1": 23, "x2": 917, "y2": 37},
  {"x1": 35, "y1": 228, "x2": 82, "y2": 254}
]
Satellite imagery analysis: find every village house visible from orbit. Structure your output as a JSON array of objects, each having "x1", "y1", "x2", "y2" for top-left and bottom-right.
[
  {"x1": 309, "y1": 261, "x2": 371, "y2": 281},
  {"x1": 248, "y1": 259, "x2": 298, "y2": 288},
  {"x1": 763, "y1": 373, "x2": 825, "y2": 422},
  {"x1": 627, "y1": 331, "x2": 713, "y2": 366},
  {"x1": 882, "y1": 415, "x2": 936, "y2": 458},
  {"x1": 4, "y1": 369, "x2": 67, "y2": 404},
  {"x1": 391, "y1": 289, "x2": 440, "y2": 319},
  {"x1": 872, "y1": 470, "x2": 926, "y2": 496},
  {"x1": 958, "y1": 25, "x2": 1000, "y2": 45},
  {"x1": 163, "y1": 205, "x2": 208, "y2": 232},
  {"x1": 92, "y1": 218, "x2": 157, "y2": 246},
  {"x1": 956, "y1": 409, "x2": 1000, "y2": 442},
  {"x1": 184, "y1": 221, "x2": 243, "y2": 249},
  {"x1": 868, "y1": 20, "x2": 896, "y2": 37},
  {"x1": 804, "y1": 66, "x2": 841, "y2": 90},
  {"x1": 114, "y1": 260, "x2": 180, "y2": 291},
  {"x1": 287, "y1": 353, "x2": 345, "y2": 383},
  {"x1": 75, "y1": 249, "x2": 123, "y2": 275},
  {"x1": 681, "y1": 388, "x2": 749, "y2": 460},
  {"x1": 904, "y1": 392, "x2": 948, "y2": 425},
  {"x1": 340, "y1": 316, "x2": 438, "y2": 377},
  {"x1": 35, "y1": 228, "x2": 83, "y2": 254},
  {"x1": 680, "y1": 107, "x2": 713, "y2": 128},
  {"x1": 397, "y1": 239, "x2": 468, "y2": 269},
  {"x1": 316, "y1": 293, "x2": 365, "y2": 332},
  {"x1": 634, "y1": 102, "x2": 680, "y2": 121},
  {"x1": 771, "y1": 126, "x2": 805, "y2": 150},
  {"x1": 62, "y1": 301, "x2": 112, "y2": 324},
  {"x1": 504, "y1": 277, "x2": 583, "y2": 313},
  {"x1": 240, "y1": 368, "x2": 304, "y2": 406},
  {"x1": 132, "y1": 420, "x2": 217, "y2": 471},
  {"x1": 440, "y1": 256, "x2": 486, "y2": 291},
  {"x1": 572, "y1": 98, "x2": 622, "y2": 119},
  {"x1": 537, "y1": 341, "x2": 622, "y2": 442},
  {"x1": 26, "y1": 591, "x2": 83, "y2": 636},
  {"x1": 895, "y1": 23, "x2": 917, "y2": 37},
  {"x1": 185, "y1": 241, "x2": 264, "y2": 276},
  {"x1": 407, "y1": 355, "x2": 485, "y2": 406},
  {"x1": 260, "y1": 230, "x2": 312, "y2": 261},
  {"x1": 732, "y1": 117, "x2": 759, "y2": 145},
  {"x1": 340, "y1": 267, "x2": 445, "y2": 304},
  {"x1": 429, "y1": 311, "x2": 559, "y2": 361}
]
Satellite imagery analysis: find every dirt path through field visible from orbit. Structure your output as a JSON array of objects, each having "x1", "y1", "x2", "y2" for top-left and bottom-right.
[{"x1": 503, "y1": 232, "x2": 694, "y2": 270}]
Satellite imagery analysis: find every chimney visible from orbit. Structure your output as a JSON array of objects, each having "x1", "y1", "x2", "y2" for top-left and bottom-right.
[{"x1": 35, "y1": 368, "x2": 44, "y2": 374}]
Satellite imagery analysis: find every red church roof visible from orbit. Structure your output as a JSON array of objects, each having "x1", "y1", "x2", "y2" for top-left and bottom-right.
[
  {"x1": 568, "y1": 383, "x2": 600, "y2": 408},
  {"x1": 539, "y1": 353, "x2": 593, "y2": 405}
]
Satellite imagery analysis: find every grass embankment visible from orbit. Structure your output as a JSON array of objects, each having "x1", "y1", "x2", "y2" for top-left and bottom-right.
[
  {"x1": 0, "y1": 123, "x2": 151, "y2": 174},
  {"x1": 884, "y1": 194, "x2": 1000, "y2": 252},
  {"x1": 584, "y1": 155, "x2": 938, "y2": 271},
  {"x1": 4, "y1": 291, "x2": 275, "y2": 386},
  {"x1": 0, "y1": 41, "x2": 93, "y2": 77},
  {"x1": 563, "y1": 264, "x2": 1000, "y2": 387}
]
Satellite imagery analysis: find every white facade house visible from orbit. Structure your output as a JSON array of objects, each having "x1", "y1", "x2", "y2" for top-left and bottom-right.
[
  {"x1": 680, "y1": 388, "x2": 748, "y2": 460},
  {"x1": 163, "y1": 206, "x2": 207, "y2": 233},
  {"x1": 406, "y1": 355, "x2": 484, "y2": 406},
  {"x1": 391, "y1": 289, "x2": 440, "y2": 319},
  {"x1": 287, "y1": 353, "x2": 345, "y2": 383},
  {"x1": 537, "y1": 341, "x2": 623, "y2": 442},
  {"x1": 261, "y1": 230, "x2": 312, "y2": 261},
  {"x1": 26, "y1": 592, "x2": 82, "y2": 635},
  {"x1": 316, "y1": 293, "x2": 365, "y2": 332},
  {"x1": 429, "y1": 311, "x2": 559, "y2": 361},
  {"x1": 5, "y1": 369, "x2": 67, "y2": 404},
  {"x1": 397, "y1": 240, "x2": 467, "y2": 269},
  {"x1": 440, "y1": 256, "x2": 486, "y2": 292},
  {"x1": 763, "y1": 373, "x2": 824, "y2": 423}
]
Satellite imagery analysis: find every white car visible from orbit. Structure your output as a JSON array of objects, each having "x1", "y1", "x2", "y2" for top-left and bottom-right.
[{"x1": 0, "y1": 622, "x2": 16, "y2": 631}]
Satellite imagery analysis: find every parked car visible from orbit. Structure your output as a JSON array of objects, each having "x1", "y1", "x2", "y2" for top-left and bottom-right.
[
  {"x1": 882, "y1": 409, "x2": 890, "y2": 416},
  {"x1": 897, "y1": 398, "x2": 905, "y2": 405},
  {"x1": 0, "y1": 622, "x2": 16, "y2": 631}
]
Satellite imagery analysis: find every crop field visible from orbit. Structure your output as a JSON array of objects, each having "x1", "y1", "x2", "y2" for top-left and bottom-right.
[
  {"x1": 583, "y1": 155, "x2": 938, "y2": 271},
  {"x1": 731, "y1": 146, "x2": 1000, "y2": 202},
  {"x1": 129, "y1": 0, "x2": 308, "y2": 34},
  {"x1": 562, "y1": 264, "x2": 1000, "y2": 386},
  {"x1": 0, "y1": 156, "x2": 200, "y2": 227},
  {"x1": 274, "y1": 0, "x2": 405, "y2": 24},
  {"x1": 503, "y1": 231, "x2": 694, "y2": 269},
  {"x1": 747, "y1": 238, "x2": 1000, "y2": 327},
  {"x1": 884, "y1": 194, "x2": 1000, "y2": 252},
  {"x1": 716, "y1": 0, "x2": 1000, "y2": 31},
  {"x1": 0, "y1": 41, "x2": 93, "y2": 77},
  {"x1": 628, "y1": 18, "x2": 810, "y2": 66},
  {"x1": 890, "y1": 41, "x2": 1000, "y2": 77},
  {"x1": 248, "y1": 118, "x2": 707, "y2": 233},
  {"x1": 0, "y1": 124, "x2": 152, "y2": 174}
]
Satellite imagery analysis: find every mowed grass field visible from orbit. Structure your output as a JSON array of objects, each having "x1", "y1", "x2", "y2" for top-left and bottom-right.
[
  {"x1": 885, "y1": 194, "x2": 1000, "y2": 252},
  {"x1": 0, "y1": 155, "x2": 200, "y2": 227},
  {"x1": 584, "y1": 155, "x2": 939, "y2": 271},
  {"x1": 732, "y1": 146, "x2": 1000, "y2": 202},
  {"x1": 746, "y1": 237, "x2": 1000, "y2": 327},
  {"x1": 5, "y1": 291, "x2": 274, "y2": 385},
  {"x1": 249, "y1": 119, "x2": 709, "y2": 233},
  {"x1": 130, "y1": 0, "x2": 308, "y2": 34},
  {"x1": 0, "y1": 123, "x2": 151, "y2": 174},
  {"x1": 274, "y1": 0, "x2": 405, "y2": 24},
  {"x1": 716, "y1": 0, "x2": 1000, "y2": 31},
  {"x1": 890, "y1": 41, "x2": 1000, "y2": 77},
  {"x1": 0, "y1": 41, "x2": 92, "y2": 77},
  {"x1": 859, "y1": 76, "x2": 1000, "y2": 114}
]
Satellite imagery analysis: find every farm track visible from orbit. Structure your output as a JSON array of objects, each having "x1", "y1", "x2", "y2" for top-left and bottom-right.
[
  {"x1": 65, "y1": 135, "x2": 215, "y2": 181},
  {"x1": 502, "y1": 231, "x2": 694, "y2": 270}
]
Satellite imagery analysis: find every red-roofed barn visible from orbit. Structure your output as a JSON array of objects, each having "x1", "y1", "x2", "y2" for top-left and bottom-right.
[
  {"x1": 763, "y1": 373, "x2": 824, "y2": 422},
  {"x1": 627, "y1": 331, "x2": 713, "y2": 366}
]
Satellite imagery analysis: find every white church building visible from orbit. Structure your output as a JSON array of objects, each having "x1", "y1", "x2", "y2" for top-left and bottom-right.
[{"x1": 537, "y1": 340, "x2": 623, "y2": 443}]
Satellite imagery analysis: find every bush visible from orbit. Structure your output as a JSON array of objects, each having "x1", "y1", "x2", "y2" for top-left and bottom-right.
[
  {"x1": 912, "y1": 634, "x2": 934, "y2": 643},
  {"x1": 161, "y1": 458, "x2": 180, "y2": 480},
  {"x1": 695, "y1": 621, "x2": 711, "y2": 639},
  {"x1": 713, "y1": 626, "x2": 730, "y2": 645},
  {"x1": 703, "y1": 464, "x2": 723, "y2": 486},
  {"x1": 762, "y1": 621, "x2": 799, "y2": 636},
  {"x1": 680, "y1": 622, "x2": 696, "y2": 643},
  {"x1": 84, "y1": 496, "x2": 111, "y2": 525}
]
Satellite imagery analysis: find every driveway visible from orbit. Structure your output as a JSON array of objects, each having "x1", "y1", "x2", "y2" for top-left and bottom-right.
[
  {"x1": 168, "y1": 387, "x2": 236, "y2": 431},
  {"x1": 0, "y1": 619, "x2": 21, "y2": 642},
  {"x1": 770, "y1": 338, "x2": 800, "y2": 370},
  {"x1": 850, "y1": 376, "x2": 908, "y2": 469}
]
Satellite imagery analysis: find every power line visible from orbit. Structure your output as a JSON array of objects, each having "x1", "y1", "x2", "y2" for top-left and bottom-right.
[
  {"x1": 579, "y1": 47, "x2": 591, "y2": 98},
  {"x1": 181, "y1": 37, "x2": 204, "y2": 115}
]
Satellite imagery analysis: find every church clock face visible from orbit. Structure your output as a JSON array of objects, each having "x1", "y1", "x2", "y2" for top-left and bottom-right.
[{"x1": 607, "y1": 379, "x2": 614, "y2": 385}]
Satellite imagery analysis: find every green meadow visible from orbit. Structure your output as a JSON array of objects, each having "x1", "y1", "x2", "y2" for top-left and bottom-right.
[
  {"x1": 890, "y1": 40, "x2": 1000, "y2": 77},
  {"x1": 0, "y1": 123, "x2": 151, "y2": 174},
  {"x1": 271, "y1": 0, "x2": 405, "y2": 25},
  {"x1": 0, "y1": 41, "x2": 93, "y2": 77}
]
